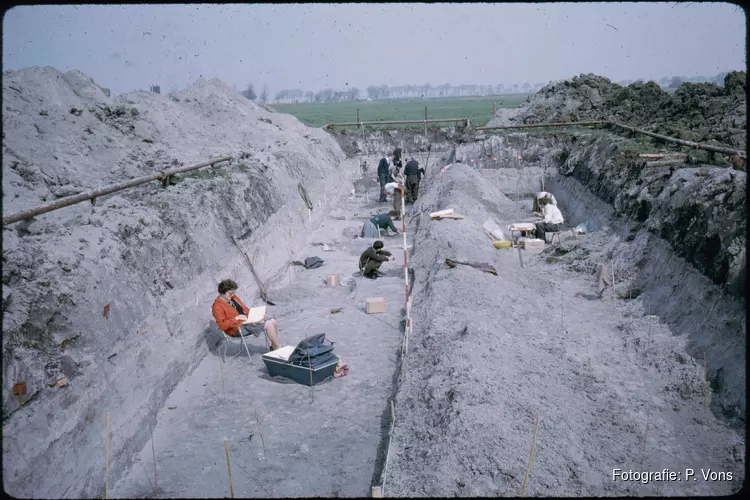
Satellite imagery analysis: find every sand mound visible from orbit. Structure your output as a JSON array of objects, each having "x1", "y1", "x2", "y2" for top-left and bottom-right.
[
  {"x1": 2, "y1": 66, "x2": 345, "y2": 498},
  {"x1": 489, "y1": 72, "x2": 746, "y2": 150}
]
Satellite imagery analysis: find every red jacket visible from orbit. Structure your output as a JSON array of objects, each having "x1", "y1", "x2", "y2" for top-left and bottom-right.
[{"x1": 212, "y1": 295, "x2": 250, "y2": 336}]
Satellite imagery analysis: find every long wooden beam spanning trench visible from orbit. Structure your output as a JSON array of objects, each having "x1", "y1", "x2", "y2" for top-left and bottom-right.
[{"x1": 2, "y1": 155, "x2": 233, "y2": 226}]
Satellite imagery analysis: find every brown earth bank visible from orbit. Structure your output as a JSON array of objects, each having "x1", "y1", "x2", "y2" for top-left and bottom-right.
[{"x1": 488, "y1": 72, "x2": 746, "y2": 151}]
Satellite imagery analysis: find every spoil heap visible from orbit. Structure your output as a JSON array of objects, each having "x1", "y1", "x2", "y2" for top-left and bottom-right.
[
  {"x1": 492, "y1": 72, "x2": 746, "y2": 150},
  {"x1": 2, "y1": 66, "x2": 345, "y2": 498}
]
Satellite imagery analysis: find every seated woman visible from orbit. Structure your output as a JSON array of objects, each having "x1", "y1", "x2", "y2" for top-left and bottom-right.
[{"x1": 211, "y1": 279, "x2": 281, "y2": 351}]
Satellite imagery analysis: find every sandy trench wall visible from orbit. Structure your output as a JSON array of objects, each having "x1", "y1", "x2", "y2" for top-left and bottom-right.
[
  {"x1": 2, "y1": 67, "x2": 347, "y2": 498},
  {"x1": 451, "y1": 132, "x2": 746, "y2": 416},
  {"x1": 452, "y1": 132, "x2": 746, "y2": 297}
]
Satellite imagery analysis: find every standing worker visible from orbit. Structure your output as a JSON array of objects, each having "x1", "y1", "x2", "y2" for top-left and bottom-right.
[
  {"x1": 377, "y1": 153, "x2": 393, "y2": 202},
  {"x1": 358, "y1": 240, "x2": 395, "y2": 279},
  {"x1": 392, "y1": 147, "x2": 404, "y2": 180},
  {"x1": 384, "y1": 181, "x2": 406, "y2": 218},
  {"x1": 403, "y1": 157, "x2": 425, "y2": 203}
]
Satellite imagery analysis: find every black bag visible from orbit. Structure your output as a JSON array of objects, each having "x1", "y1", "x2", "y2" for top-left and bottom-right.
[
  {"x1": 289, "y1": 333, "x2": 336, "y2": 368},
  {"x1": 303, "y1": 256, "x2": 324, "y2": 269}
]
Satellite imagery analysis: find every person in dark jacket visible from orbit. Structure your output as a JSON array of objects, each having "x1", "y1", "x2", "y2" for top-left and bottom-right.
[
  {"x1": 377, "y1": 153, "x2": 393, "y2": 202},
  {"x1": 358, "y1": 240, "x2": 394, "y2": 279},
  {"x1": 392, "y1": 148, "x2": 403, "y2": 178},
  {"x1": 403, "y1": 158, "x2": 425, "y2": 203},
  {"x1": 370, "y1": 210, "x2": 400, "y2": 235}
]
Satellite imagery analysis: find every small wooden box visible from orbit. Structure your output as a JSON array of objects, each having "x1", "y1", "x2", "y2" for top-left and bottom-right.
[
  {"x1": 522, "y1": 238, "x2": 545, "y2": 249},
  {"x1": 326, "y1": 273, "x2": 341, "y2": 286},
  {"x1": 366, "y1": 297, "x2": 386, "y2": 314}
]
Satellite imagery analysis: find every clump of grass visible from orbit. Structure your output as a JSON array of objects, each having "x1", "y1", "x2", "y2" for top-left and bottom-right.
[{"x1": 237, "y1": 163, "x2": 250, "y2": 172}]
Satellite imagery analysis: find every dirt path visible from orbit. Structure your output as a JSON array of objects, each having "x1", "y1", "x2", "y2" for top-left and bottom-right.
[{"x1": 111, "y1": 171, "x2": 410, "y2": 498}]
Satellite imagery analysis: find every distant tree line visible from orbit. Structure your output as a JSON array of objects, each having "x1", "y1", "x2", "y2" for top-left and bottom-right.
[{"x1": 235, "y1": 71, "x2": 736, "y2": 104}]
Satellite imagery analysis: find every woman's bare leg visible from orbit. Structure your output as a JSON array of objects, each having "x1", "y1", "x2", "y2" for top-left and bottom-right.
[{"x1": 265, "y1": 318, "x2": 281, "y2": 350}]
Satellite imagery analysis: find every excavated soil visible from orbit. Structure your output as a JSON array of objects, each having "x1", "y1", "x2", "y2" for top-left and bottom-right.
[
  {"x1": 385, "y1": 164, "x2": 744, "y2": 496},
  {"x1": 488, "y1": 72, "x2": 746, "y2": 150},
  {"x1": 3, "y1": 67, "x2": 746, "y2": 498}
]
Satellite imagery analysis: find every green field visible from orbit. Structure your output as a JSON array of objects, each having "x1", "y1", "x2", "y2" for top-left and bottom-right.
[{"x1": 270, "y1": 94, "x2": 530, "y2": 128}]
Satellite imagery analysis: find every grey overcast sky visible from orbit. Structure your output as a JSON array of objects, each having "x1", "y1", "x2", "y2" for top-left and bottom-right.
[{"x1": 2, "y1": 3, "x2": 746, "y2": 96}]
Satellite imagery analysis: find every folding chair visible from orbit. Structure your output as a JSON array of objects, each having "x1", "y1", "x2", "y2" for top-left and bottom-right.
[{"x1": 220, "y1": 325, "x2": 270, "y2": 362}]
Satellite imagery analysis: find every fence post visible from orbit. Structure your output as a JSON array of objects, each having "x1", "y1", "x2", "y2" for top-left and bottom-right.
[
  {"x1": 424, "y1": 106, "x2": 428, "y2": 137},
  {"x1": 493, "y1": 102, "x2": 497, "y2": 114},
  {"x1": 357, "y1": 108, "x2": 361, "y2": 129}
]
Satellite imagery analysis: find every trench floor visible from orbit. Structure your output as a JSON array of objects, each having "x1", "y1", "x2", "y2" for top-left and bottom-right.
[{"x1": 111, "y1": 181, "x2": 412, "y2": 498}]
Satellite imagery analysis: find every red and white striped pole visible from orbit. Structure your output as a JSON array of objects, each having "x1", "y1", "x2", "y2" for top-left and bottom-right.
[{"x1": 400, "y1": 186, "x2": 411, "y2": 349}]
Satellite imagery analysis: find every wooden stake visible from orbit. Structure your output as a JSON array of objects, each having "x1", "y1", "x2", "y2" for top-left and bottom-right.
[
  {"x1": 611, "y1": 262, "x2": 616, "y2": 307},
  {"x1": 224, "y1": 440, "x2": 235, "y2": 498},
  {"x1": 151, "y1": 424, "x2": 158, "y2": 498},
  {"x1": 105, "y1": 412, "x2": 110, "y2": 499},
  {"x1": 308, "y1": 351, "x2": 314, "y2": 401},
  {"x1": 640, "y1": 405, "x2": 651, "y2": 469},
  {"x1": 703, "y1": 352, "x2": 708, "y2": 414},
  {"x1": 220, "y1": 357, "x2": 226, "y2": 400},
  {"x1": 253, "y1": 409, "x2": 269, "y2": 466},
  {"x1": 517, "y1": 246, "x2": 524, "y2": 268},
  {"x1": 560, "y1": 287, "x2": 564, "y2": 331},
  {"x1": 521, "y1": 414, "x2": 540, "y2": 497}
]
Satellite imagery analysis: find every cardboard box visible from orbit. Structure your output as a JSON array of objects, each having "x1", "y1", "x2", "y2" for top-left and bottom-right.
[
  {"x1": 366, "y1": 297, "x2": 386, "y2": 314},
  {"x1": 326, "y1": 273, "x2": 341, "y2": 286},
  {"x1": 545, "y1": 230, "x2": 574, "y2": 244},
  {"x1": 522, "y1": 238, "x2": 545, "y2": 249}
]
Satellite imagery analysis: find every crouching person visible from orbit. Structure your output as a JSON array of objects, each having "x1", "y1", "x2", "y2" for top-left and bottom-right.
[
  {"x1": 361, "y1": 210, "x2": 400, "y2": 237},
  {"x1": 358, "y1": 240, "x2": 395, "y2": 279},
  {"x1": 211, "y1": 279, "x2": 281, "y2": 350}
]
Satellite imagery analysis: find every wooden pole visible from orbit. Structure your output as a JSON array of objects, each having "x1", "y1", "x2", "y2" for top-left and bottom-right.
[
  {"x1": 476, "y1": 120, "x2": 606, "y2": 131},
  {"x1": 608, "y1": 121, "x2": 745, "y2": 157},
  {"x1": 703, "y1": 352, "x2": 708, "y2": 414},
  {"x1": 224, "y1": 440, "x2": 235, "y2": 499},
  {"x1": 3, "y1": 155, "x2": 233, "y2": 225},
  {"x1": 424, "y1": 106, "x2": 428, "y2": 137},
  {"x1": 493, "y1": 101, "x2": 497, "y2": 114},
  {"x1": 521, "y1": 414, "x2": 540, "y2": 497},
  {"x1": 151, "y1": 424, "x2": 158, "y2": 498},
  {"x1": 105, "y1": 412, "x2": 110, "y2": 499},
  {"x1": 401, "y1": 190, "x2": 409, "y2": 305},
  {"x1": 645, "y1": 159, "x2": 686, "y2": 168},
  {"x1": 253, "y1": 408, "x2": 269, "y2": 466},
  {"x1": 357, "y1": 108, "x2": 361, "y2": 129}
]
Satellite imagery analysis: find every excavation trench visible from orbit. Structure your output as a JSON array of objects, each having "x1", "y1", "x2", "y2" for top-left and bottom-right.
[
  {"x1": 328, "y1": 128, "x2": 744, "y2": 496},
  {"x1": 110, "y1": 159, "x2": 412, "y2": 498}
]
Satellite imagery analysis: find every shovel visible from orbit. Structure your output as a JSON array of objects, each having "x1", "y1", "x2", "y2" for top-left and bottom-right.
[{"x1": 230, "y1": 235, "x2": 277, "y2": 306}]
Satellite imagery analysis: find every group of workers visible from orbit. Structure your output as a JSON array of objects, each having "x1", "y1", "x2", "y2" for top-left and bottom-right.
[
  {"x1": 377, "y1": 148, "x2": 425, "y2": 210},
  {"x1": 212, "y1": 164, "x2": 566, "y2": 346}
]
